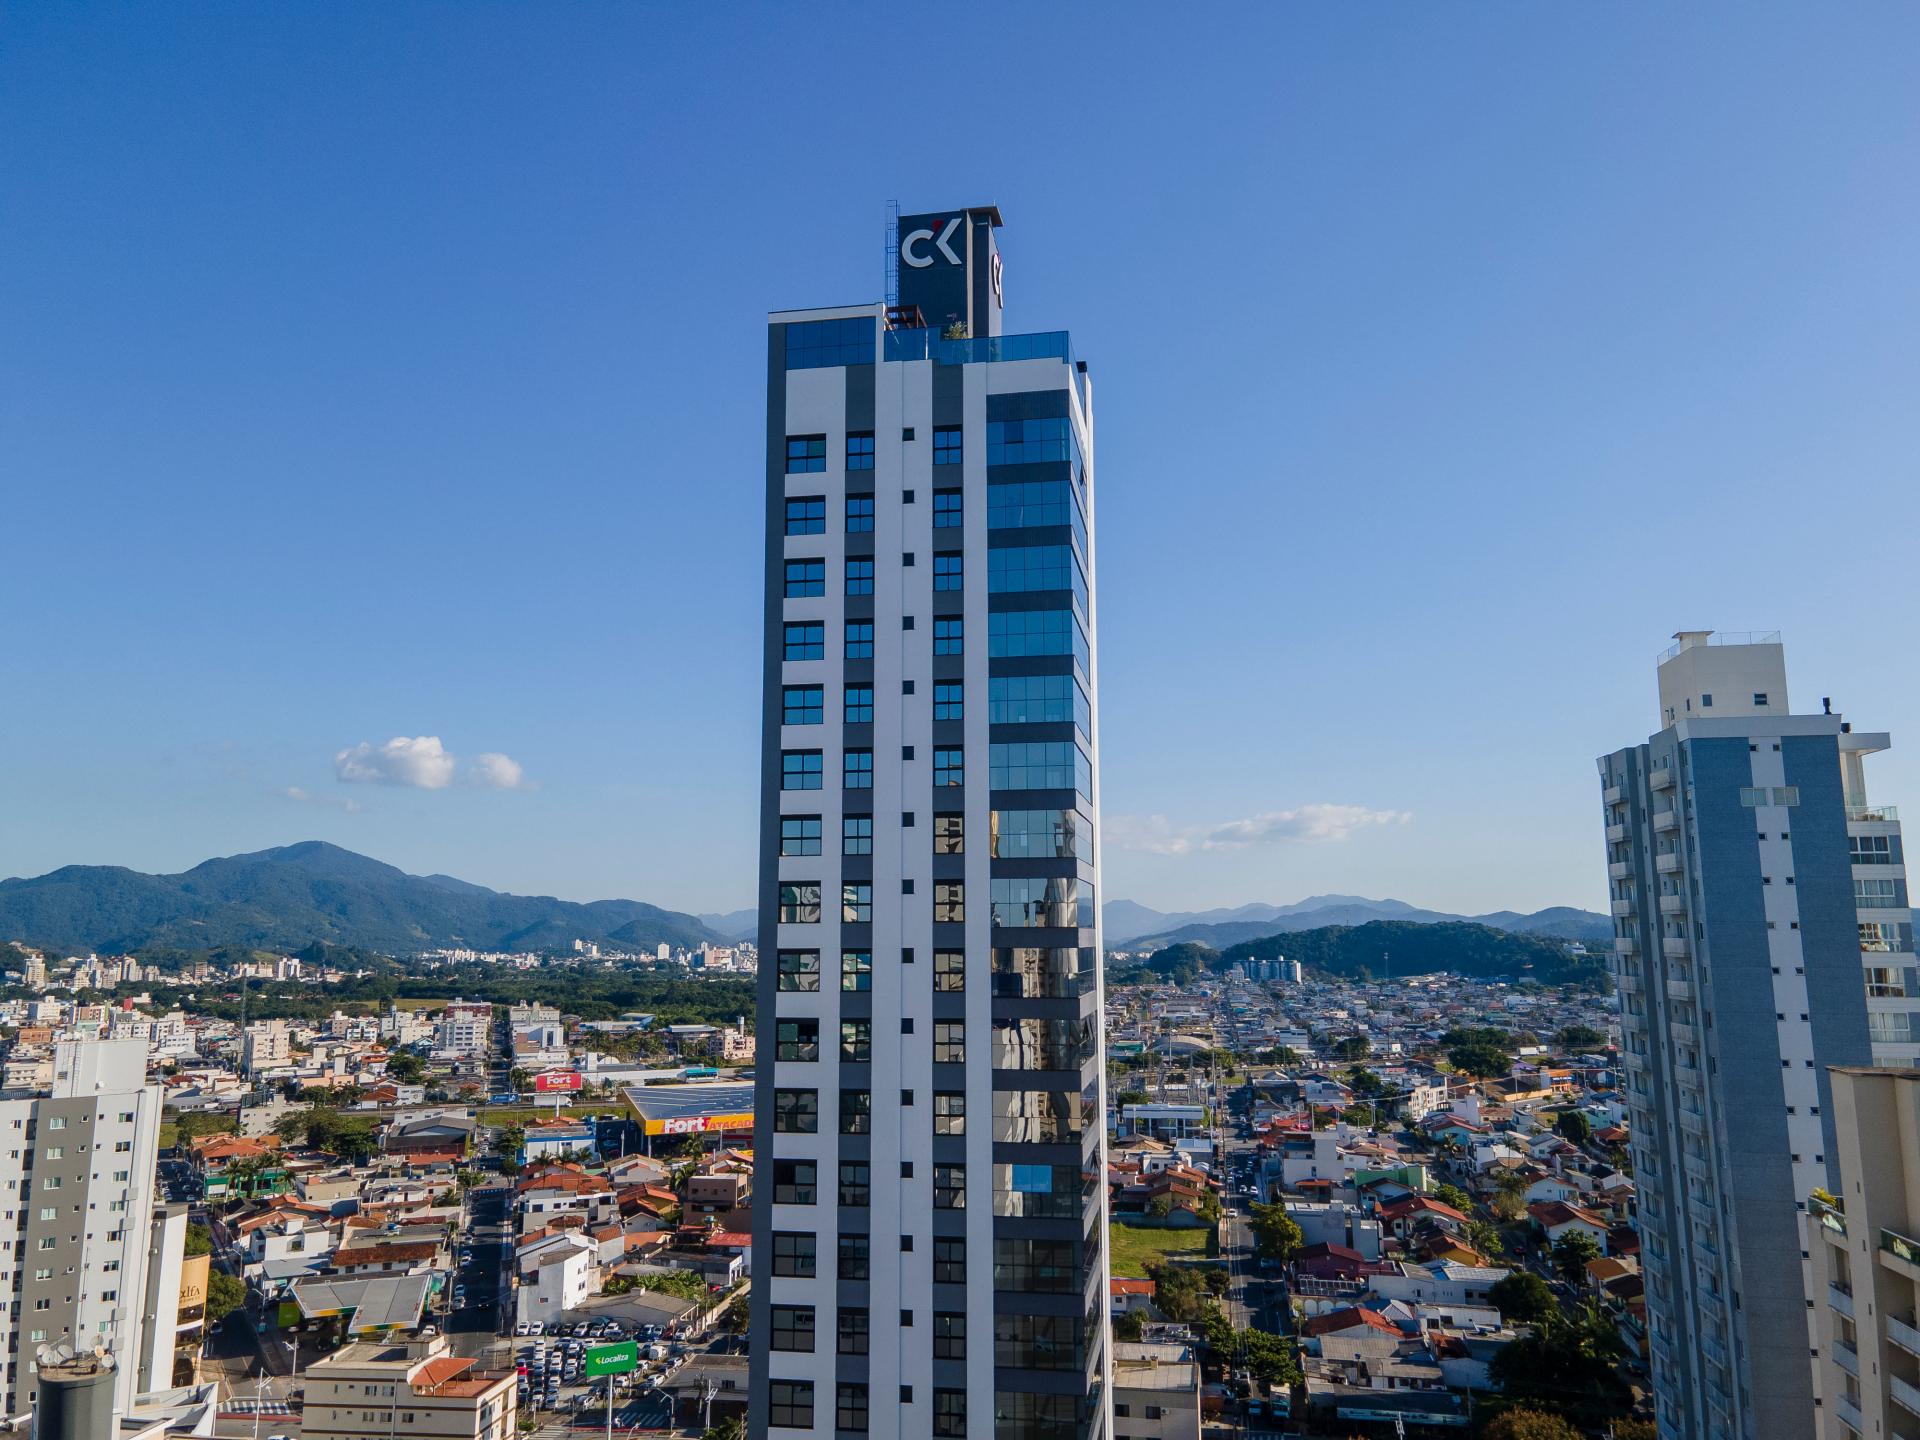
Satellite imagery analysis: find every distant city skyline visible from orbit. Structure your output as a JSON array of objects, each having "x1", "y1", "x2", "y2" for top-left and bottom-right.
[{"x1": 6, "y1": 5, "x2": 1919, "y2": 916}]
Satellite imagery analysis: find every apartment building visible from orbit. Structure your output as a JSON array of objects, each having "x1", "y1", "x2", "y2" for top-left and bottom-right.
[
  {"x1": 434, "y1": 1002, "x2": 491, "y2": 1059},
  {"x1": 1809, "y1": 1066, "x2": 1920, "y2": 1437},
  {"x1": 1599, "y1": 631, "x2": 1918, "y2": 1439},
  {"x1": 0, "y1": 1038, "x2": 180, "y2": 1419},
  {"x1": 300, "y1": 1335, "x2": 515, "y2": 1440},
  {"x1": 750, "y1": 206, "x2": 1111, "y2": 1439},
  {"x1": 240, "y1": 1020, "x2": 291, "y2": 1075}
]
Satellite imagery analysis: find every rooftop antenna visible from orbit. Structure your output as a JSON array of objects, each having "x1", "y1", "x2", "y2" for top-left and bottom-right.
[{"x1": 884, "y1": 200, "x2": 901, "y2": 308}]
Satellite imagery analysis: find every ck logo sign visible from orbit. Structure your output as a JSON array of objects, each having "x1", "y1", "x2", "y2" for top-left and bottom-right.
[{"x1": 901, "y1": 217, "x2": 963, "y2": 268}]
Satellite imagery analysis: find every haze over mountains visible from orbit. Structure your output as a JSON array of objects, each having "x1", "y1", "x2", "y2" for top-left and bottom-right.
[
  {"x1": 0, "y1": 842, "x2": 719, "y2": 955},
  {"x1": 1103, "y1": 894, "x2": 1612, "y2": 949}
]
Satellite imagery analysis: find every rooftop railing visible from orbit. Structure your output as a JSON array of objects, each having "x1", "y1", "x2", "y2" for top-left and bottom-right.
[
  {"x1": 1657, "y1": 630, "x2": 1782, "y2": 662},
  {"x1": 882, "y1": 328, "x2": 1076, "y2": 369}
]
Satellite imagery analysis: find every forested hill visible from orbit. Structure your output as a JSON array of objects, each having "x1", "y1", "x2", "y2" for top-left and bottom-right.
[{"x1": 1137, "y1": 919, "x2": 1609, "y2": 989}]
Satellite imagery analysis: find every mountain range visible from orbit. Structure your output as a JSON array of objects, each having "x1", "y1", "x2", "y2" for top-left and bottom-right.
[
  {"x1": 1103, "y1": 894, "x2": 1611, "y2": 949},
  {"x1": 0, "y1": 842, "x2": 720, "y2": 956}
]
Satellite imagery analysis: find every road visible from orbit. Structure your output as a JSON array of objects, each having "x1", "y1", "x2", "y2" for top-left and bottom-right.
[{"x1": 447, "y1": 1185, "x2": 514, "y2": 1357}]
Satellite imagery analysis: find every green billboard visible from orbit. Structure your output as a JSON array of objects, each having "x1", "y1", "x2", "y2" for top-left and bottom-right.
[{"x1": 582, "y1": 1340, "x2": 639, "y2": 1377}]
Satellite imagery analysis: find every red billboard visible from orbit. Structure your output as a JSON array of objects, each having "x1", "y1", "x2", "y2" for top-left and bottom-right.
[{"x1": 533, "y1": 1071, "x2": 583, "y2": 1094}]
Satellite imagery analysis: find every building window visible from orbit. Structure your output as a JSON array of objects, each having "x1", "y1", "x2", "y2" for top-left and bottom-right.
[
  {"x1": 780, "y1": 816, "x2": 822, "y2": 856},
  {"x1": 776, "y1": 949, "x2": 820, "y2": 992},
  {"x1": 990, "y1": 740, "x2": 1091, "y2": 795},
  {"x1": 933, "y1": 489, "x2": 962, "y2": 529},
  {"x1": 986, "y1": 416, "x2": 1073, "y2": 465},
  {"x1": 841, "y1": 1090, "x2": 872, "y2": 1134},
  {"x1": 838, "y1": 1234, "x2": 869, "y2": 1281},
  {"x1": 838, "y1": 1309, "x2": 870, "y2": 1355},
  {"x1": 932, "y1": 552, "x2": 963, "y2": 591},
  {"x1": 844, "y1": 749, "x2": 874, "y2": 789},
  {"x1": 843, "y1": 884, "x2": 873, "y2": 924},
  {"x1": 783, "y1": 622, "x2": 824, "y2": 661},
  {"x1": 840, "y1": 1020, "x2": 872, "y2": 1063},
  {"x1": 835, "y1": 1383, "x2": 869, "y2": 1433},
  {"x1": 841, "y1": 950, "x2": 872, "y2": 992},
  {"x1": 786, "y1": 435, "x2": 827, "y2": 473},
  {"x1": 770, "y1": 1232, "x2": 816, "y2": 1278},
  {"x1": 933, "y1": 617, "x2": 963, "y2": 655},
  {"x1": 934, "y1": 881, "x2": 965, "y2": 923},
  {"x1": 783, "y1": 558, "x2": 825, "y2": 598},
  {"x1": 934, "y1": 813, "x2": 964, "y2": 853},
  {"x1": 846, "y1": 432, "x2": 875, "y2": 470},
  {"x1": 934, "y1": 1021, "x2": 966, "y2": 1064},
  {"x1": 846, "y1": 494, "x2": 874, "y2": 532},
  {"x1": 933, "y1": 1238, "x2": 966, "y2": 1283},
  {"x1": 779, "y1": 749, "x2": 822, "y2": 792},
  {"x1": 784, "y1": 496, "x2": 826, "y2": 534},
  {"x1": 782, "y1": 686, "x2": 823, "y2": 726},
  {"x1": 774, "y1": 1023, "x2": 820, "y2": 1066},
  {"x1": 933, "y1": 427, "x2": 962, "y2": 466},
  {"x1": 934, "y1": 1091, "x2": 966, "y2": 1135},
  {"x1": 933, "y1": 748, "x2": 964, "y2": 787},
  {"x1": 845, "y1": 558, "x2": 875, "y2": 596},
  {"x1": 933, "y1": 1312, "x2": 965, "y2": 1360},
  {"x1": 840, "y1": 1161, "x2": 870, "y2": 1206},
  {"x1": 785, "y1": 316, "x2": 874, "y2": 369},
  {"x1": 768, "y1": 1379, "x2": 813, "y2": 1429},
  {"x1": 777, "y1": 883, "x2": 821, "y2": 924},
  {"x1": 769, "y1": 1305, "x2": 815, "y2": 1352},
  {"x1": 844, "y1": 686, "x2": 874, "y2": 724},
  {"x1": 934, "y1": 949, "x2": 965, "y2": 992},
  {"x1": 1852, "y1": 834, "x2": 1895, "y2": 865},
  {"x1": 933, "y1": 1390, "x2": 966, "y2": 1437},
  {"x1": 772, "y1": 1089, "x2": 818, "y2": 1134},
  {"x1": 933, "y1": 682, "x2": 963, "y2": 721},
  {"x1": 1858, "y1": 878, "x2": 1900, "y2": 910},
  {"x1": 845, "y1": 621, "x2": 875, "y2": 658},
  {"x1": 843, "y1": 815, "x2": 873, "y2": 855}
]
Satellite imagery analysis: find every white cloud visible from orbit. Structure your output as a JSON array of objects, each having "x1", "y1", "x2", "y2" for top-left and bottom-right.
[
  {"x1": 1106, "y1": 804, "x2": 1411, "y2": 855},
  {"x1": 334, "y1": 736, "x2": 458, "y2": 789},
  {"x1": 467, "y1": 752, "x2": 529, "y2": 790}
]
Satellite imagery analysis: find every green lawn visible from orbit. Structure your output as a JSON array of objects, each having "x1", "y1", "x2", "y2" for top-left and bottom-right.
[
  {"x1": 477, "y1": 1105, "x2": 628, "y2": 1127},
  {"x1": 1107, "y1": 1222, "x2": 1210, "y2": 1278}
]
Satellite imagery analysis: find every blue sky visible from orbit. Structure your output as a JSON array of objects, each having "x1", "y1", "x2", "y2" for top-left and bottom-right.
[{"x1": 5, "y1": 5, "x2": 1918, "y2": 917}]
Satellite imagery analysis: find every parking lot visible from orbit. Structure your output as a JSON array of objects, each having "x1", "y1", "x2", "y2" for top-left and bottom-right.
[{"x1": 513, "y1": 1320, "x2": 681, "y2": 1427}]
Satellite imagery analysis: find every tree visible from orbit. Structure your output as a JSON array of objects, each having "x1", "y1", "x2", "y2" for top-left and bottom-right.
[
  {"x1": 1610, "y1": 1422, "x2": 1657, "y2": 1440},
  {"x1": 1238, "y1": 1329, "x2": 1301, "y2": 1387},
  {"x1": 1346, "y1": 1065, "x2": 1386, "y2": 1097},
  {"x1": 204, "y1": 1271, "x2": 247, "y2": 1326},
  {"x1": 701, "y1": 1419, "x2": 746, "y2": 1440},
  {"x1": 1488, "y1": 1303, "x2": 1630, "y2": 1427},
  {"x1": 1112, "y1": 1309, "x2": 1144, "y2": 1342},
  {"x1": 1248, "y1": 1202, "x2": 1303, "y2": 1264},
  {"x1": 1552, "y1": 1229, "x2": 1603, "y2": 1286},
  {"x1": 183, "y1": 1223, "x2": 214, "y2": 1259},
  {"x1": 1341, "y1": 1103, "x2": 1375, "y2": 1128},
  {"x1": 1556, "y1": 1024, "x2": 1605, "y2": 1051},
  {"x1": 1482, "y1": 1411, "x2": 1581, "y2": 1440},
  {"x1": 510, "y1": 1067, "x2": 532, "y2": 1094},
  {"x1": 1448, "y1": 1038, "x2": 1512, "y2": 1077},
  {"x1": 1331, "y1": 1035, "x2": 1371, "y2": 1061},
  {"x1": 1467, "y1": 1219, "x2": 1505, "y2": 1259},
  {"x1": 1433, "y1": 1183, "x2": 1474, "y2": 1213},
  {"x1": 1555, "y1": 1110, "x2": 1593, "y2": 1146},
  {"x1": 722, "y1": 1294, "x2": 750, "y2": 1336},
  {"x1": 385, "y1": 1052, "x2": 426, "y2": 1082},
  {"x1": 1487, "y1": 1270, "x2": 1557, "y2": 1325}
]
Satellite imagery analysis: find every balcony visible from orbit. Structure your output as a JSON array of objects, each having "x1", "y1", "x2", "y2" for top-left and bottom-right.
[
  {"x1": 1660, "y1": 893, "x2": 1687, "y2": 916},
  {"x1": 1651, "y1": 765, "x2": 1675, "y2": 790},
  {"x1": 1830, "y1": 1283, "x2": 1856, "y2": 1319},
  {"x1": 1679, "y1": 1107, "x2": 1707, "y2": 1138},
  {"x1": 1671, "y1": 1020, "x2": 1700, "y2": 1048},
  {"x1": 1623, "y1": 1050, "x2": 1649, "y2": 1073},
  {"x1": 1886, "y1": 1227, "x2": 1920, "y2": 1279},
  {"x1": 1684, "y1": 1150, "x2": 1712, "y2": 1183},
  {"x1": 1607, "y1": 823, "x2": 1630, "y2": 844},
  {"x1": 1612, "y1": 898, "x2": 1635, "y2": 917},
  {"x1": 1609, "y1": 860, "x2": 1633, "y2": 880},
  {"x1": 1619, "y1": 972, "x2": 1644, "y2": 997},
  {"x1": 1604, "y1": 784, "x2": 1626, "y2": 806},
  {"x1": 1836, "y1": 1339, "x2": 1860, "y2": 1377},
  {"x1": 1813, "y1": 1196, "x2": 1849, "y2": 1237},
  {"x1": 1667, "y1": 976, "x2": 1695, "y2": 1003},
  {"x1": 1894, "y1": 1374, "x2": 1920, "y2": 1417},
  {"x1": 1654, "y1": 809, "x2": 1680, "y2": 833},
  {"x1": 1835, "y1": 1394, "x2": 1864, "y2": 1435},
  {"x1": 1657, "y1": 852, "x2": 1683, "y2": 874},
  {"x1": 1664, "y1": 937, "x2": 1692, "y2": 959},
  {"x1": 1889, "y1": 1315, "x2": 1920, "y2": 1362},
  {"x1": 1616, "y1": 936, "x2": 1639, "y2": 956},
  {"x1": 1850, "y1": 804, "x2": 1901, "y2": 824}
]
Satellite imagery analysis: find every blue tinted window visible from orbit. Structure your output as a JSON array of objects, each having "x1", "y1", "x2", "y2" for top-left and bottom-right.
[
  {"x1": 986, "y1": 418, "x2": 1071, "y2": 467},
  {"x1": 933, "y1": 618, "x2": 963, "y2": 656},
  {"x1": 933, "y1": 427, "x2": 963, "y2": 466},
  {"x1": 989, "y1": 741, "x2": 1090, "y2": 797},
  {"x1": 843, "y1": 815, "x2": 873, "y2": 856},
  {"x1": 846, "y1": 558, "x2": 875, "y2": 596},
  {"x1": 846, "y1": 495, "x2": 874, "y2": 533},
  {"x1": 933, "y1": 553, "x2": 963, "y2": 592},
  {"x1": 782, "y1": 751, "x2": 824, "y2": 791},
  {"x1": 844, "y1": 749, "x2": 873, "y2": 789},
  {"x1": 784, "y1": 623, "x2": 824, "y2": 661},
  {"x1": 786, "y1": 317, "x2": 875, "y2": 370},
  {"x1": 987, "y1": 675, "x2": 1089, "y2": 734},
  {"x1": 786, "y1": 435, "x2": 827, "y2": 473},
  {"x1": 987, "y1": 610, "x2": 1087, "y2": 673},
  {"x1": 845, "y1": 686, "x2": 874, "y2": 724},
  {"x1": 781, "y1": 816, "x2": 823, "y2": 856},
  {"x1": 785, "y1": 558, "x2": 825, "y2": 597},
  {"x1": 934, "y1": 748, "x2": 964, "y2": 787},
  {"x1": 933, "y1": 682, "x2": 963, "y2": 721},
  {"x1": 846, "y1": 433, "x2": 875, "y2": 470},
  {"x1": 933, "y1": 489, "x2": 963, "y2": 529},
  {"x1": 987, "y1": 546, "x2": 1086, "y2": 616},
  {"x1": 783, "y1": 686, "x2": 824, "y2": 725},
  {"x1": 845, "y1": 621, "x2": 874, "y2": 659},
  {"x1": 785, "y1": 497, "x2": 826, "y2": 535}
]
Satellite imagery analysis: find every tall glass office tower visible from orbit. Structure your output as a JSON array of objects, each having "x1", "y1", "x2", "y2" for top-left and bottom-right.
[
  {"x1": 749, "y1": 207, "x2": 1112, "y2": 1440},
  {"x1": 1598, "y1": 631, "x2": 1918, "y2": 1439}
]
